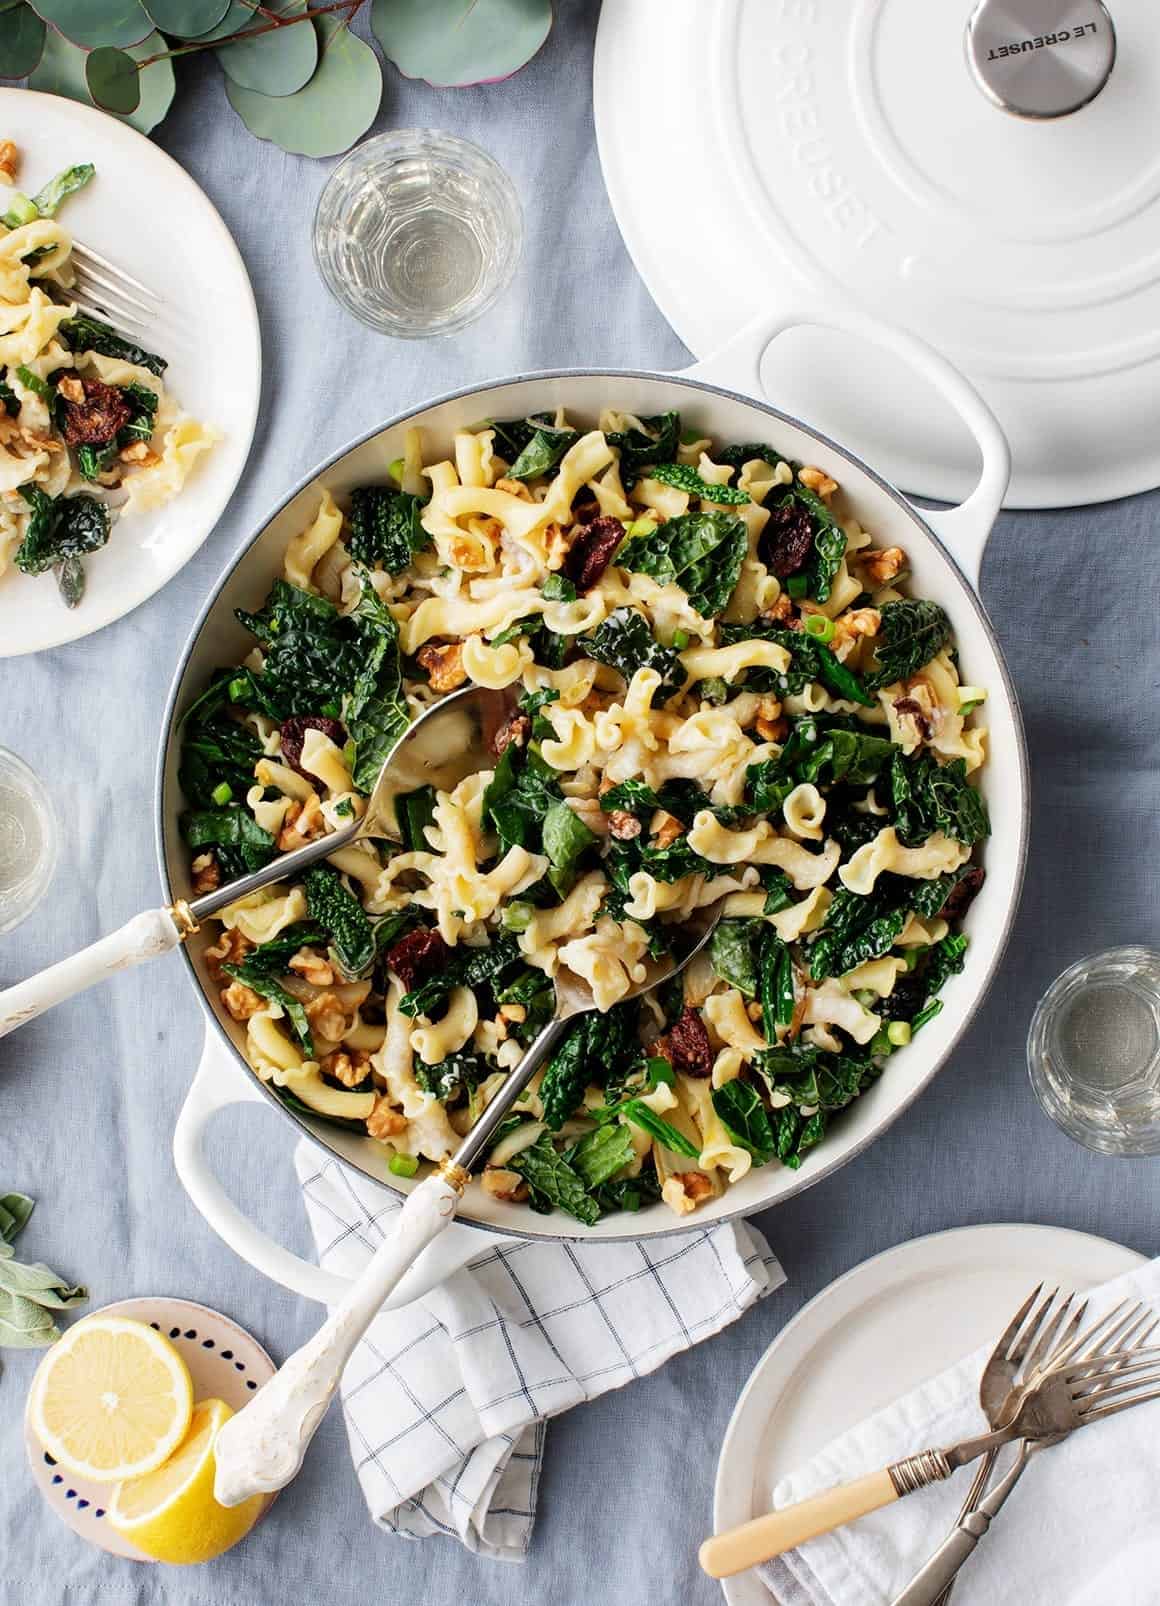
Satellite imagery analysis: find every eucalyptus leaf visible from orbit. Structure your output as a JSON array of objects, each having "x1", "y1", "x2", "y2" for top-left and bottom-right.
[
  {"x1": 185, "y1": 0, "x2": 255, "y2": 41},
  {"x1": 0, "y1": 1193, "x2": 34, "y2": 1243},
  {"x1": 29, "y1": 0, "x2": 152, "y2": 50},
  {"x1": 30, "y1": 27, "x2": 175, "y2": 133},
  {"x1": 217, "y1": 0, "x2": 317, "y2": 96},
  {"x1": 143, "y1": 0, "x2": 229, "y2": 37},
  {"x1": 372, "y1": 0, "x2": 552, "y2": 87},
  {"x1": 226, "y1": 14, "x2": 381, "y2": 157},
  {"x1": 0, "y1": 1240, "x2": 86, "y2": 1350},
  {"x1": 86, "y1": 45, "x2": 140, "y2": 114},
  {"x1": 0, "y1": 3, "x2": 46, "y2": 78}
]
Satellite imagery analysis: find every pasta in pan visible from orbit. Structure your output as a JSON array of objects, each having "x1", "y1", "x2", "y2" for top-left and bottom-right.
[{"x1": 181, "y1": 402, "x2": 990, "y2": 1223}]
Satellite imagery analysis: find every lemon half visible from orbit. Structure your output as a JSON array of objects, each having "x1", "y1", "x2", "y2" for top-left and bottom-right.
[
  {"x1": 108, "y1": 1398, "x2": 264, "y2": 1564},
  {"x1": 29, "y1": 1314, "x2": 193, "y2": 1483}
]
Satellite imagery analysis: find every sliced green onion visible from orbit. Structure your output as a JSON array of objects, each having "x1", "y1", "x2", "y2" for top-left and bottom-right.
[
  {"x1": 853, "y1": 989, "x2": 877, "y2": 1008},
  {"x1": 646, "y1": 1056, "x2": 675, "y2": 1087},
  {"x1": 321, "y1": 699, "x2": 342, "y2": 718},
  {"x1": 622, "y1": 517, "x2": 655, "y2": 538},
  {"x1": 887, "y1": 1021, "x2": 912, "y2": 1047},
  {"x1": 802, "y1": 613, "x2": 836, "y2": 644},
  {"x1": 786, "y1": 574, "x2": 810, "y2": 600},
  {"x1": 342, "y1": 739, "x2": 357, "y2": 769},
  {"x1": 903, "y1": 945, "x2": 927, "y2": 972},
  {"x1": 210, "y1": 781, "x2": 233, "y2": 806},
  {"x1": 671, "y1": 628, "x2": 690, "y2": 651},
  {"x1": 228, "y1": 676, "x2": 250, "y2": 703},
  {"x1": 388, "y1": 1152, "x2": 419, "y2": 1179},
  {"x1": 680, "y1": 428, "x2": 704, "y2": 446},
  {"x1": 334, "y1": 798, "x2": 354, "y2": 819},
  {"x1": 911, "y1": 999, "x2": 944, "y2": 1034},
  {"x1": 958, "y1": 688, "x2": 986, "y2": 715},
  {"x1": 502, "y1": 901, "x2": 535, "y2": 933},
  {"x1": 2, "y1": 192, "x2": 38, "y2": 229},
  {"x1": 869, "y1": 1026, "x2": 895, "y2": 1057},
  {"x1": 387, "y1": 456, "x2": 405, "y2": 485}
]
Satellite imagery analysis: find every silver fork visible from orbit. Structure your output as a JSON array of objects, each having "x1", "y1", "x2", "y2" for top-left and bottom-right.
[
  {"x1": 67, "y1": 240, "x2": 163, "y2": 339},
  {"x1": 895, "y1": 1308, "x2": 1160, "y2": 1606},
  {"x1": 934, "y1": 1291, "x2": 1144, "y2": 1604}
]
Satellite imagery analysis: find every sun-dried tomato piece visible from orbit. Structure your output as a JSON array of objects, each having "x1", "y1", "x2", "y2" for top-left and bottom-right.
[
  {"x1": 279, "y1": 714, "x2": 346, "y2": 777},
  {"x1": 664, "y1": 1006, "x2": 713, "y2": 1079},
  {"x1": 759, "y1": 500, "x2": 815, "y2": 577},
  {"x1": 940, "y1": 865, "x2": 985, "y2": 921},
  {"x1": 59, "y1": 378, "x2": 131, "y2": 446},
  {"x1": 385, "y1": 928, "x2": 448, "y2": 991},
  {"x1": 565, "y1": 515, "x2": 625, "y2": 591}
]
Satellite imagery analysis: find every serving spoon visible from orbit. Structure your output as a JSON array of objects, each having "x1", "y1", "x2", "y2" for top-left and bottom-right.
[
  {"x1": 0, "y1": 684, "x2": 514, "y2": 1039},
  {"x1": 210, "y1": 903, "x2": 721, "y2": 1509}
]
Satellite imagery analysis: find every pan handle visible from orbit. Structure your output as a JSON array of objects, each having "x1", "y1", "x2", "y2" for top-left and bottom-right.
[
  {"x1": 173, "y1": 1034, "x2": 485, "y2": 1308},
  {"x1": 681, "y1": 302, "x2": 1011, "y2": 593}
]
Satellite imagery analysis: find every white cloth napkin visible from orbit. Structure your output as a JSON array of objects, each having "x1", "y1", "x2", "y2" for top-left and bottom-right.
[
  {"x1": 294, "y1": 1143, "x2": 783, "y2": 1561},
  {"x1": 761, "y1": 1258, "x2": 1160, "y2": 1606}
]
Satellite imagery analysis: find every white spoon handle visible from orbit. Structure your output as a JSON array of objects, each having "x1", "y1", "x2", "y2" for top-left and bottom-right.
[
  {"x1": 0, "y1": 906, "x2": 181, "y2": 1039},
  {"x1": 212, "y1": 1172, "x2": 461, "y2": 1507}
]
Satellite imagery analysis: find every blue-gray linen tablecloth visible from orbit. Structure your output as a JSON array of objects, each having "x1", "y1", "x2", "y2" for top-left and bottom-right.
[{"x1": 2, "y1": 4, "x2": 1158, "y2": 1603}]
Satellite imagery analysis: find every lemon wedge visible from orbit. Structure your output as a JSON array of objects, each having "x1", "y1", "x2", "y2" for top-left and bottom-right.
[
  {"x1": 29, "y1": 1314, "x2": 193, "y2": 1483},
  {"x1": 108, "y1": 1398, "x2": 264, "y2": 1564}
]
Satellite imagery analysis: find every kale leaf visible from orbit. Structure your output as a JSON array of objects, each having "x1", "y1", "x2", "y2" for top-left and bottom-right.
[
  {"x1": 59, "y1": 312, "x2": 166, "y2": 376},
  {"x1": 584, "y1": 607, "x2": 685, "y2": 699},
  {"x1": 567, "y1": 1122, "x2": 635, "y2": 1189},
  {"x1": 413, "y1": 1052, "x2": 488, "y2": 1105},
  {"x1": 398, "y1": 934, "x2": 523, "y2": 1019},
  {"x1": 14, "y1": 486, "x2": 110, "y2": 607},
  {"x1": 222, "y1": 962, "x2": 314, "y2": 1056},
  {"x1": 541, "y1": 798, "x2": 599, "y2": 897},
  {"x1": 482, "y1": 740, "x2": 562, "y2": 856},
  {"x1": 716, "y1": 440, "x2": 794, "y2": 472},
  {"x1": 235, "y1": 581, "x2": 367, "y2": 720},
  {"x1": 509, "y1": 1133, "x2": 600, "y2": 1225},
  {"x1": 712, "y1": 1081, "x2": 775, "y2": 1164},
  {"x1": 303, "y1": 865, "x2": 375, "y2": 977},
  {"x1": 709, "y1": 918, "x2": 766, "y2": 998},
  {"x1": 178, "y1": 670, "x2": 265, "y2": 809},
  {"x1": 507, "y1": 425, "x2": 578, "y2": 480},
  {"x1": 807, "y1": 885, "x2": 910, "y2": 982},
  {"x1": 746, "y1": 715, "x2": 892, "y2": 813},
  {"x1": 718, "y1": 619, "x2": 874, "y2": 706},
  {"x1": 236, "y1": 922, "x2": 329, "y2": 977},
  {"x1": 761, "y1": 481, "x2": 846, "y2": 603},
  {"x1": 864, "y1": 600, "x2": 952, "y2": 691},
  {"x1": 346, "y1": 578, "x2": 410, "y2": 793},
  {"x1": 598, "y1": 775, "x2": 750, "y2": 828},
  {"x1": 346, "y1": 486, "x2": 429, "y2": 573},
  {"x1": 891, "y1": 750, "x2": 989, "y2": 847},
  {"x1": 647, "y1": 462, "x2": 750, "y2": 505},
  {"x1": 540, "y1": 1001, "x2": 640, "y2": 1129},
  {"x1": 615, "y1": 510, "x2": 749, "y2": 618},
  {"x1": 180, "y1": 806, "x2": 276, "y2": 876},
  {"x1": 605, "y1": 410, "x2": 680, "y2": 488}
]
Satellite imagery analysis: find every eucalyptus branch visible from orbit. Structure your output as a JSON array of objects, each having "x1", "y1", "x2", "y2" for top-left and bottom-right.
[{"x1": 132, "y1": 0, "x2": 365, "y2": 71}]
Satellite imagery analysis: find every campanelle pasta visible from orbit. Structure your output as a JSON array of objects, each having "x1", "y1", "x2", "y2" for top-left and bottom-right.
[
  {"x1": 0, "y1": 153, "x2": 216, "y2": 607},
  {"x1": 181, "y1": 402, "x2": 990, "y2": 1223}
]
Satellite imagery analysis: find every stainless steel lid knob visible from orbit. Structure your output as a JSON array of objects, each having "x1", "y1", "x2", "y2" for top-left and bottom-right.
[{"x1": 966, "y1": 0, "x2": 1116, "y2": 119}]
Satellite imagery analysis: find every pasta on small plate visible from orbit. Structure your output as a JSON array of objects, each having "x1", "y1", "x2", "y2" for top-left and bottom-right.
[{"x1": 179, "y1": 406, "x2": 990, "y2": 1226}]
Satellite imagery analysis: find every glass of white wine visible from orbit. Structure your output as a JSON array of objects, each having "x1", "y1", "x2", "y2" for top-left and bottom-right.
[
  {"x1": 1028, "y1": 947, "x2": 1160, "y2": 1155},
  {"x1": 313, "y1": 129, "x2": 523, "y2": 339},
  {"x1": 0, "y1": 748, "x2": 58, "y2": 935}
]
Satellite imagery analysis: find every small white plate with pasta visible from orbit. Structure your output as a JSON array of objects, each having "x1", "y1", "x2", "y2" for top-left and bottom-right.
[{"x1": 0, "y1": 89, "x2": 259, "y2": 656}]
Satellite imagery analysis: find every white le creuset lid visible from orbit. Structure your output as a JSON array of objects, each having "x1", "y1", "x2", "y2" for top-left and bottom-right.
[{"x1": 594, "y1": 0, "x2": 1160, "y2": 508}]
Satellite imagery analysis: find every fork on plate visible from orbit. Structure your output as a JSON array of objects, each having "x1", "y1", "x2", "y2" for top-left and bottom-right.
[{"x1": 67, "y1": 240, "x2": 162, "y2": 339}]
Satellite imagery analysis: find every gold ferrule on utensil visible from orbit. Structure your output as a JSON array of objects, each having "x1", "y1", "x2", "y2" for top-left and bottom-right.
[
  {"x1": 437, "y1": 1160, "x2": 471, "y2": 1195},
  {"x1": 168, "y1": 899, "x2": 201, "y2": 940},
  {"x1": 888, "y1": 1449, "x2": 953, "y2": 1496}
]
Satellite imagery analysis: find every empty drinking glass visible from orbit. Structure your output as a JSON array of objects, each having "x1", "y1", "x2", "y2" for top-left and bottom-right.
[
  {"x1": 313, "y1": 129, "x2": 523, "y2": 339},
  {"x1": 1028, "y1": 946, "x2": 1160, "y2": 1155},
  {"x1": 0, "y1": 748, "x2": 58, "y2": 935}
]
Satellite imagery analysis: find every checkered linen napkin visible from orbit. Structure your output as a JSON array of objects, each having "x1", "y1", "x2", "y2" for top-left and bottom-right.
[{"x1": 294, "y1": 1142, "x2": 783, "y2": 1560}]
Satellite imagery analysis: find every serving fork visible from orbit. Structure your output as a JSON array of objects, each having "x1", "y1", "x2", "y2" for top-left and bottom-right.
[{"x1": 698, "y1": 1288, "x2": 1160, "y2": 1579}]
